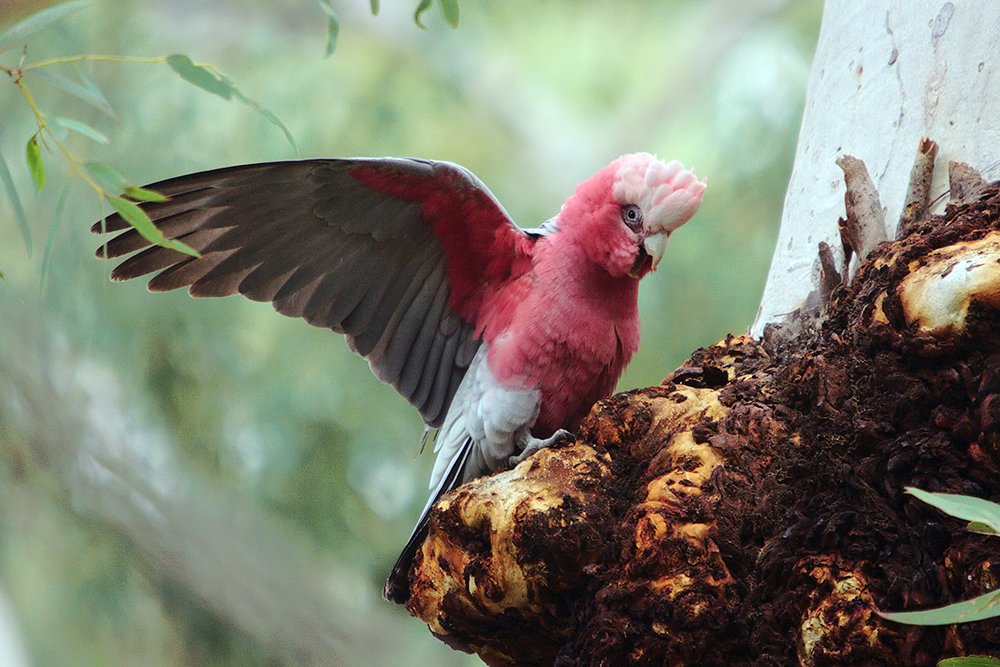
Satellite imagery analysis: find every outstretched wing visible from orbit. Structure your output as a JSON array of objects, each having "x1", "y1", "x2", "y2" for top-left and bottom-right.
[{"x1": 93, "y1": 158, "x2": 533, "y2": 427}]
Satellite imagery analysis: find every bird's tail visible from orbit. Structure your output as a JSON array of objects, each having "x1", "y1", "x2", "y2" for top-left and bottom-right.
[
  {"x1": 383, "y1": 437, "x2": 474, "y2": 604},
  {"x1": 382, "y1": 521, "x2": 429, "y2": 604}
]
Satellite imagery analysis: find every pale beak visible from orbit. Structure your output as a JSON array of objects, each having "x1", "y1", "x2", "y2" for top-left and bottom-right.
[{"x1": 643, "y1": 232, "x2": 669, "y2": 272}]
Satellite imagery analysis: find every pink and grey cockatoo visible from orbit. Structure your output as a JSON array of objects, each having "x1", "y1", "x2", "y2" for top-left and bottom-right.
[{"x1": 92, "y1": 153, "x2": 706, "y2": 603}]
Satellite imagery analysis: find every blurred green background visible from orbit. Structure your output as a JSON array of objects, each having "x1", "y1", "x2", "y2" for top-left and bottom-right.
[{"x1": 0, "y1": 1, "x2": 821, "y2": 664}]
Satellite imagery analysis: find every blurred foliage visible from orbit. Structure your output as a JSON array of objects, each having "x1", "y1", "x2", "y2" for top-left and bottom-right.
[
  {"x1": 1, "y1": 2, "x2": 294, "y2": 260},
  {"x1": 0, "y1": 0, "x2": 822, "y2": 664}
]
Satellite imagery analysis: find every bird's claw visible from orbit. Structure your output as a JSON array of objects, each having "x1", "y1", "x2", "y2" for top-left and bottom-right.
[{"x1": 508, "y1": 428, "x2": 574, "y2": 467}]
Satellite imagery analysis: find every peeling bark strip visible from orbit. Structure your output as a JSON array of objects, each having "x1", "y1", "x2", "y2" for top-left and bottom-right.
[
  {"x1": 836, "y1": 155, "x2": 887, "y2": 275},
  {"x1": 404, "y1": 177, "x2": 1000, "y2": 665},
  {"x1": 950, "y1": 161, "x2": 988, "y2": 206},
  {"x1": 816, "y1": 241, "x2": 842, "y2": 305},
  {"x1": 897, "y1": 138, "x2": 938, "y2": 240}
]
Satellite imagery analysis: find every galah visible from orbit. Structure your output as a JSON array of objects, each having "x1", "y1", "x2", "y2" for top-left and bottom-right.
[{"x1": 92, "y1": 153, "x2": 706, "y2": 603}]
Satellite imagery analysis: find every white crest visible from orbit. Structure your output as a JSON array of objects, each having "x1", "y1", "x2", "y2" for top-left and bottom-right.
[{"x1": 611, "y1": 153, "x2": 707, "y2": 234}]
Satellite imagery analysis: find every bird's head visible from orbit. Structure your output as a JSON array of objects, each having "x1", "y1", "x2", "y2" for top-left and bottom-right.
[{"x1": 558, "y1": 153, "x2": 706, "y2": 279}]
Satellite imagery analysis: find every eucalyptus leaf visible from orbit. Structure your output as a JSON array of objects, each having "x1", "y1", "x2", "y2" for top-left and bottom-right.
[
  {"x1": 46, "y1": 119, "x2": 69, "y2": 141},
  {"x1": 40, "y1": 184, "x2": 69, "y2": 290},
  {"x1": 84, "y1": 161, "x2": 127, "y2": 195},
  {"x1": 370, "y1": 0, "x2": 380, "y2": 15},
  {"x1": 0, "y1": 0, "x2": 89, "y2": 54},
  {"x1": 326, "y1": 15, "x2": 338, "y2": 56},
  {"x1": 968, "y1": 521, "x2": 999, "y2": 536},
  {"x1": 413, "y1": 0, "x2": 433, "y2": 28},
  {"x1": 907, "y1": 488, "x2": 1000, "y2": 536},
  {"x1": 106, "y1": 195, "x2": 199, "y2": 258},
  {"x1": 164, "y1": 55, "x2": 295, "y2": 151},
  {"x1": 50, "y1": 116, "x2": 109, "y2": 144},
  {"x1": 32, "y1": 68, "x2": 116, "y2": 118},
  {"x1": 0, "y1": 147, "x2": 32, "y2": 255},
  {"x1": 124, "y1": 185, "x2": 168, "y2": 203},
  {"x1": 230, "y1": 89, "x2": 297, "y2": 153},
  {"x1": 26, "y1": 135, "x2": 45, "y2": 191},
  {"x1": 166, "y1": 54, "x2": 233, "y2": 99},
  {"x1": 318, "y1": 0, "x2": 339, "y2": 56},
  {"x1": 879, "y1": 590, "x2": 1000, "y2": 626},
  {"x1": 939, "y1": 656, "x2": 1000, "y2": 666},
  {"x1": 439, "y1": 0, "x2": 459, "y2": 27}
]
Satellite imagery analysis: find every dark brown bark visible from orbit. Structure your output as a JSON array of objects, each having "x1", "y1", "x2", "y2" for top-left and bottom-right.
[{"x1": 402, "y1": 164, "x2": 1000, "y2": 666}]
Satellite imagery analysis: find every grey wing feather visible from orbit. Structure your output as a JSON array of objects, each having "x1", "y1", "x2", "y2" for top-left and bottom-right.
[{"x1": 92, "y1": 158, "x2": 517, "y2": 427}]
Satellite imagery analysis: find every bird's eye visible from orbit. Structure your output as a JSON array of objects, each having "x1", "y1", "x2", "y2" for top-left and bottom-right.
[{"x1": 621, "y1": 204, "x2": 643, "y2": 232}]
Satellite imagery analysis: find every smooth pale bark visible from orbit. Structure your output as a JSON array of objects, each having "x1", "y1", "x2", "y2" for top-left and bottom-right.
[{"x1": 752, "y1": 0, "x2": 1000, "y2": 335}]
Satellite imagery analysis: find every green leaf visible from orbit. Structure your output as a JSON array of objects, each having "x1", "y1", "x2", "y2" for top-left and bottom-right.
[
  {"x1": 164, "y1": 55, "x2": 296, "y2": 152},
  {"x1": 49, "y1": 116, "x2": 108, "y2": 144},
  {"x1": 879, "y1": 590, "x2": 1000, "y2": 626},
  {"x1": 230, "y1": 89, "x2": 297, "y2": 153},
  {"x1": 370, "y1": 0, "x2": 380, "y2": 15},
  {"x1": 968, "y1": 521, "x2": 999, "y2": 536},
  {"x1": 106, "y1": 195, "x2": 199, "y2": 258},
  {"x1": 166, "y1": 54, "x2": 233, "y2": 99},
  {"x1": 0, "y1": 1, "x2": 89, "y2": 54},
  {"x1": 26, "y1": 134, "x2": 44, "y2": 191},
  {"x1": 907, "y1": 488, "x2": 1000, "y2": 536},
  {"x1": 439, "y1": 0, "x2": 459, "y2": 28},
  {"x1": 32, "y1": 68, "x2": 115, "y2": 118},
  {"x1": 0, "y1": 147, "x2": 32, "y2": 255},
  {"x1": 45, "y1": 118, "x2": 68, "y2": 141},
  {"x1": 40, "y1": 183, "x2": 69, "y2": 290},
  {"x1": 124, "y1": 185, "x2": 168, "y2": 203},
  {"x1": 318, "y1": 0, "x2": 339, "y2": 57},
  {"x1": 84, "y1": 161, "x2": 127, "y2": 195},
  {"x1": 413, "y1": 0, "x2": 433, "y2": 28},
  {"x1": 939, "y1": 656, "x2": 1000, "y2": 667}
]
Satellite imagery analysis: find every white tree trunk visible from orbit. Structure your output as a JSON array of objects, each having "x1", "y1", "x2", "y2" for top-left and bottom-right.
[{"x1": 752, "y1": 0, "x2": 1000, "y2": 336}]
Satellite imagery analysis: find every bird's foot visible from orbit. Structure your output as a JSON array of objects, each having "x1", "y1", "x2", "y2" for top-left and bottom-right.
[{"x1": 508, "y1": 429, "x2": 574, "y2": 467}]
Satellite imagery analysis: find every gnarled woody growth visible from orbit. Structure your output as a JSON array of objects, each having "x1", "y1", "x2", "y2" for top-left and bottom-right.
[{"x1": 403, "y1": 150, "x2": 1000, "y2": 666}]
